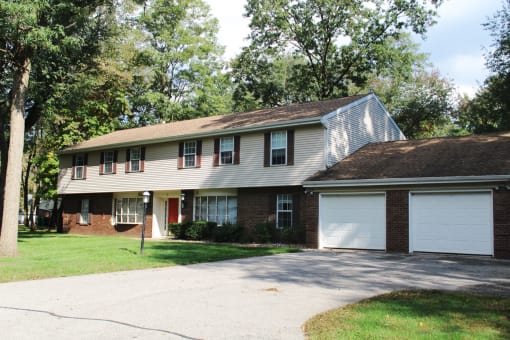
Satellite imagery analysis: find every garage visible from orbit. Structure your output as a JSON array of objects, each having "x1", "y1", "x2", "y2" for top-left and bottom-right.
[
  {"x1": 410, "y1": 191, "x2": 493, "y2": 255},
  {"x1": 319, "y1": 193, "x2": 386, "y2": 250}
]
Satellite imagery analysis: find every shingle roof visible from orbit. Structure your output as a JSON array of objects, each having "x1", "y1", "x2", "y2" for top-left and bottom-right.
[
  {"x1": 61, "y1": 94, "x2": 368, "y2": 153},
  {"x1": 306, "y1": 132, "x2": 510, "y2": 181}
]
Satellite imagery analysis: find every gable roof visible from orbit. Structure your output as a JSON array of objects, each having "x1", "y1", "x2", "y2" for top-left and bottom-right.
[
  {"x1": 305, "y1": 132, "x2": 510, "y2": 186},
  {"x1": 60, "y1": 94, "x2": 368, "y2": 153}
]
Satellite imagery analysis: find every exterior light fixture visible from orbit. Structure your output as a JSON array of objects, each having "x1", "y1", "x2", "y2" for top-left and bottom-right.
[{"x1": 140, "y1": 191, "x2": 151, "y2": 255}]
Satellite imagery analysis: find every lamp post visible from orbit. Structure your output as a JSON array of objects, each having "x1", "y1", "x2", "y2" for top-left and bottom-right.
[{"x1": 140, "y1": 191, "x2": 151, "y2": 255}]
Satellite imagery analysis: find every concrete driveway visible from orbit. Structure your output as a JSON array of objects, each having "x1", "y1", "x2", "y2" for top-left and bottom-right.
[{"x1": 0, "y1": 251, "x2": 509, "y2": 340}]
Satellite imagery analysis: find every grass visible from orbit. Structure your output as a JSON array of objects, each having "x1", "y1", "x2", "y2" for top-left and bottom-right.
[
  {"x1": 304, "y1": 290, "x2": 510, "y2": 339},
  {"x1": 0, "y1": 228, "x2": 298, "y2": 283}
]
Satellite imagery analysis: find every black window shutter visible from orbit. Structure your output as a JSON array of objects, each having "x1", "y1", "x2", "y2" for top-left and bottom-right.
[
  {"x1": 100, "y1": 152, "x2": 105, "y2": 175},
  {"x1": 196, "y1": 140, "x2": 202, "y2": 168},
  {"x1": 113, "y1": 151, "x2": 118, "y2": 174},
  {"x1": 264, "y1": 133, "x2": 270, "y2": 167},
  {"x1": 213, "y1": 138, "x2": 220, "y2": 166},
  {"x1": 178, "y1": 142, "x2": 184, "y2": 169},
  {"x1": 83, "y1": 153, "x2": 88, "y2": 179},
  {"x1": 234, "y1": 136, "x2": 241, "y2": 165},
  {"x1": 287, "y1": 130, "x2": 294, "y2": 166},
  {"x1": 125, "y1": 149, "x2": 131, "y2": 173},
  {"x1": 140, "y1": 147, "x2": 146, "y2": 172}
]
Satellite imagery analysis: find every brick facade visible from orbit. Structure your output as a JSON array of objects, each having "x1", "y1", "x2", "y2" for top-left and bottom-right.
[
  {"x1": 386, "y1": 190, "x2": 409, "y2": 253},
  {"x1": 61, "y1": 193, "x2": 153, "y2": 237},
  {"x1": 237, "y1": 186, "x2": 304, "y2": 233},
  {"x1": 304, "y1": 193, "x2": 319, "y2": 248},
  {"x1": 494, "y1": 189, "x2": 510, "y2": 259}
]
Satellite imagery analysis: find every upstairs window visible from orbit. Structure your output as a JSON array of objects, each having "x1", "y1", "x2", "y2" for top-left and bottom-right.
[
  {"x1": 125, "y1": 147, "x2": 145, "y2": 173},
  {"x1": 178, "y1": 140, "x2": 202, "y2": 169},
  {"x1": 72, "y1": 153, "x2": 87, "y2": 180},
  {"x1": 214, "y1": 136, "x2": 240, "y2": 166},
  {"x1": 184, "y1": 141, "x2": 197, "y2": 167},
  {"x1": 276, "y1": 194, "x2": 293, "y2": 228},
  {"x1": 271, "y1": 131, "x2": 287, "y2": 165},
  {"x1": 264, "y1": 130, "x2": 294, "y2": 167},
  {"x1": 100, "y1": 151, "x2": 117, "y2": 175},
  {"x1": 220, "y1": 137, "x2": 234, "y2": 165}
]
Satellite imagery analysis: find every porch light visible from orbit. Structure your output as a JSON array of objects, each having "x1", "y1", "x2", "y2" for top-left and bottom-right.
[{"x1": 140, "y1": 191, "x2": 151, "y2": 255}]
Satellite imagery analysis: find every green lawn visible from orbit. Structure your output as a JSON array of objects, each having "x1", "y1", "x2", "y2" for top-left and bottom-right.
[
  {"x1": 304, "y1": 290, "x2": 510, "y2": 339},
  {"x1": 0, "y1": 229, "x2": 297, "y2": 283}
]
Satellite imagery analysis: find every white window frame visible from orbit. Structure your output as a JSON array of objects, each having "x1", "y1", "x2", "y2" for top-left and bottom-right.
[
  {"x1": 104, "y1": 151, "x2": 114, "y2": 174},
  {"x1": 220, "y1": 137, "x2": 234, "y2": 165},
  {"x1": 194, "y1": 195, "x2": 237, "y2": 225},
  {"x1": 80, "y1": 199, "x2": 90, "y2": 225},
  {"x1": 271, "y1": 131, "x2": 287, "y2": 166},
  {"x1": 115, "y1": 197, "x2": 144, "y2": 224},
  {"x1": 74, "y1": 154, "x2": 86, "y2": 179},
  {"x1": 130, "y1": 147, "x2": 141, "y2": 172},
  {"x1": 184, "y1": 141, "x2": 197, "y2": 168},
  {"x1": 276, "y1": 194, "x2": 293, "y2": 228}
]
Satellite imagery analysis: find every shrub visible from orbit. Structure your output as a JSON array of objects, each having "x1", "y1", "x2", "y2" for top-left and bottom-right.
[
  {"x1": 213, "y1": 222, "x2": 244, "y2": 243},
  {"x1": 168, "y1": 222, "x2": 183, "y2": 239},
  {"x1": 280, "y1": 225, "x2": 305, "y2": 245},
  {"x1": 184, "y1": 221, "x2": 217, "y2": 240},
  {"x1": 253, "y1": 222, "x2": 277, "y2": 243}
]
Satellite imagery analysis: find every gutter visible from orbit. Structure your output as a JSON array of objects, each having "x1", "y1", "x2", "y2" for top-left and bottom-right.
[
  {"x1": 303, "y1": 175, "x2": 510, "y2": 188},
  {"x1": 58, "y1": 116, "x2": 323, "y2": 154}
]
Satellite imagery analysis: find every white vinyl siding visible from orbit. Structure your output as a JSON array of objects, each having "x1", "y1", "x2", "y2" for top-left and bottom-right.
[
  {"x1": 324, "y1": 95, "x2": 405, "y2": 167},
  {"x1": 57, "y1": 126, "x2": 326, "y2": 194}
]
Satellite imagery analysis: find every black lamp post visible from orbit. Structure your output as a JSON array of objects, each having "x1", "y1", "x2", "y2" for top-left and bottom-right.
[{"x1": 140, "y1": 191, "x2": 151, "y2": 255}]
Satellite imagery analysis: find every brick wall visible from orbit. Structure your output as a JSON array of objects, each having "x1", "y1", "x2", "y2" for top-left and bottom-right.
[
  {"x1": 237, "y1": 186, "x2": 304, "y2": 233},
  {"x1": 61, "y1": 193, "x2": 153, "y2": 238},
  {"x1": 304, "y1": 193, "x2": 319, "y2": 248},
  {"x1": 494, "y1": 189, "x2": 510, "y2": 259},
  {"x1": 386, "y1": 190, "x2": 409, "y2": 253}
]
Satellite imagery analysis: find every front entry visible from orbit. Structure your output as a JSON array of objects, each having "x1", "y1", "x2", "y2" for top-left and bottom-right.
[{"x1": 168, "y1": 198, "x2": 179, "y2": 224}]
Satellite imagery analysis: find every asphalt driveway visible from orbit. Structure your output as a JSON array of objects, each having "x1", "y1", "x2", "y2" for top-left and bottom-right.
[{"x1": 1, "y1": 251, "x2": 509, "y2": 339}]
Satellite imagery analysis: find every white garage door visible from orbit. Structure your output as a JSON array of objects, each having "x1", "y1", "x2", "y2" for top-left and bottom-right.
[
  {"x1": 410, "y1": 192, "x2": 492, "y2": 255},
  {"x1": 320, "y1": 194, "x2": 386, "y2": 250}
]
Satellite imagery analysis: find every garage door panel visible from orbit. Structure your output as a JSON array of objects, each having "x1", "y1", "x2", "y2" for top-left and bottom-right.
[
  {"x1": 320, "y1": 194, "x2": 386, "y2": 250},
  {"x1": 411, "y1": 192, "x2": 492, "y2": 255}
]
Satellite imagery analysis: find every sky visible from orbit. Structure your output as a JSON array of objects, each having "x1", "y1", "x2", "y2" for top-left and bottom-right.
[{"x1": 205, "y1": 0, "x2": 505, "y2": 97}]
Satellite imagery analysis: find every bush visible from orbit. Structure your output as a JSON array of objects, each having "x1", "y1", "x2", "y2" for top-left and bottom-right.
[
  {"x1": 213, "y1": 222, "x2": 244, "y2": 243},
  {"x1": 280, "y1": 225, "x2": 305, "y2": 245},
  {"x1": 168, "y1": 222, "x2": 184, "y2": 239},
  {"x1": 184, "y1": 221, "x2": 217, "y2": 240},
  {"x1": 253, "y1": 222, "x2": 277, "y2": 243}
]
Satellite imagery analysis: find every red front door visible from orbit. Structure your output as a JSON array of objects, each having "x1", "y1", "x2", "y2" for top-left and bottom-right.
[{"x1": 168, "y1": 198, "x2": 179, "y2": 224}]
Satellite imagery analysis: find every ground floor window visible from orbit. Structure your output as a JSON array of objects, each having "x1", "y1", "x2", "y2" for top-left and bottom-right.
[
  {"x1": 80, "y1": 199, "x2": 90, "y2": 224},
  {"x1": 194, "y1": 196, "x2": 237, "y2": 225},
  {"x1": 115, "y1": 197, "x2": 144, "y2": 224},
  {"x1": 276, "y1": 194, "x2": 293, "y2": 228}
]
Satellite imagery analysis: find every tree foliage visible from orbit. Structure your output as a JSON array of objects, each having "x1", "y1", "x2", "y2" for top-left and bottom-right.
[
  {"x1": 232, "y1": 0, "x2": 443, "y2": 109},
  {"x1": 457, "y1": 0, "x2": 510, "y2": 133}
]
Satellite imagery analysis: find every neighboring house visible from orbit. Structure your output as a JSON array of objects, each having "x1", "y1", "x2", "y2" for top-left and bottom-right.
[
  {"x1": 303, "y1": 132, "x2": 510, "y2": 259},
  {"x1": 57, "y1": 93, "x2": 404, "y2": 238}
]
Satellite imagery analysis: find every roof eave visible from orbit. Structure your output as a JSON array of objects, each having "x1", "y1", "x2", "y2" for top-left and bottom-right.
[
  {"x1": 58, "y1": 116, "x2": 323, "y2": 155},
  {"x1": 303, "y1": 175, "x2": 510, "y2": 188}
]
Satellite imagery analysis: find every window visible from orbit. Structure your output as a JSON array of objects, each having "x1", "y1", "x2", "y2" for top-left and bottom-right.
[
  {"x1": 125, "y1": 147, "x2": 145, "y2": 173},
  {"x1": 194, "y1": 196, "x2": 237, "y2": 225},
  {"x1": 73, "y1": 154, "x2": 87, "y2": 179},
  {"x1": 276, "y1": 194, "x2": 293, "y2": 228},
  {"x1": 130, "y1": 147, "x2": 141, "y2": 172},
  {"x1": 115, "y1": 198, "x2": 144, "y2": 224},
  {"x1": 220, "y1": 137, "x2": 234, "y2": 165},
  {"x1": 271, "y1": 131, "x2": 287, "y2": 165},
  {"x1": 79, "y1": 199, "x2": 90, "y2": 224},
  {"x1": 103, "y1": 151, "x2": 114, "y2": 174},
  {"x1": 184, "y1": 141, "x2": 197, "y2": 167}
]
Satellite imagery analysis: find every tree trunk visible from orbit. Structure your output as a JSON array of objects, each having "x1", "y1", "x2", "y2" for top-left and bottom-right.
[
  {"x1": 0, "y1": 56, "x2": 31, "y2": 257},
  {"x1": 0, "y1": 94, "x2": 10, "y2": 233}
]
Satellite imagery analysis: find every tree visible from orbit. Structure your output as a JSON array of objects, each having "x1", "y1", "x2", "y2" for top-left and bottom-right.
[
  {"x1": 235, "y1": 0, "x2": 443, "y2": 107},
  {"x1": 0, "y1": 0, "x2": 116, "y2": 256},
  {"x1": 457, "y1": 0, "x2": 510, "y2": 133},
  {"x1": 127, "y1": 0, "x2": 232, "y2": 125}
]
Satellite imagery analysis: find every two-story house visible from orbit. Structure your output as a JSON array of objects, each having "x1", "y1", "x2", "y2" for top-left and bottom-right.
[{"x1": 57, "y1": 93, "x2": 404, "y2": 240}]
